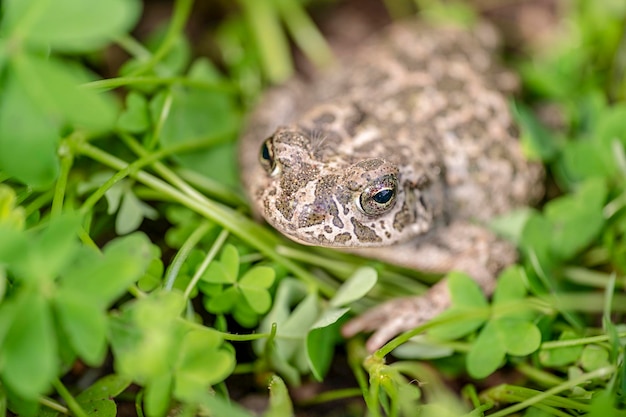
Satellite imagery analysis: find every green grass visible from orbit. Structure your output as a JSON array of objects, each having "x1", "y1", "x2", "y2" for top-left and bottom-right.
[{"x1": 0, "y1": 0, "x2": 625, "y2": 416}]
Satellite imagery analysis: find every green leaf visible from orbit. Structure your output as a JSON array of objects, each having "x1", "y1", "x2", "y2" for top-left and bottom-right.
[
  {"x1": 0, "y1": 67, "x2": 59, "y2": 189},
  {"x1": 0, "y1": 183, "x2": 26, "y2": 229},
  {"x1": 144, "y1": 374, "x2": 173, "y2": 417},
  {"x1": 76, "y1": 374, "x2": 132, "y2": 402},
  {"x1": 264, "y1": 375, "x2": 294, "y2": 417},
  {"x1": 22, "y1": 214, "x2": 80, "y2": 283},
  {"x1": 429, "y1": 273, "x2": 488, "y2": 340},
  {"x1": 233, "y1": 300, "x2": 261, "y2": 328},
  {"x1": 493, "y1": 267, "x2": 533, "y2": 321},
  {"x1": 306, "y1": 309, "x2": 346, "y2": 381},
  {"x1": 268, "y1": 292, "x2": 320, "y2": 374},
  {"x1": 500, "y1": 319, "x2": 541, "y2": 356},
  {"x1": 206, "y1": 286, "x2": 240, "y2": 313},
  {"x1": 596, "y1": 104, "x2": 626, "y2": 145},
  {"x1": 237, "y1": 266, "x2": 275, "y2": 316},
  {"x1": 580, "y1": 345, "x2": 610, "y2": 372},
  {"x1": 447, "y1": 272, "x2": 489, "y2": 308},
  {"x1": 53, "y1": 292, "x2": 107, "y2": 365},
  {"x1": 220, "y1": 244, "x2": 240, "y2": 280},
  {"x1": 240, "y1": 285, "x2": 272, "y2": 314},
  {"x1": 0, "y1": 226, "x2": 28, "y2": 266},
  {"x1": 511, "y1": 102, "x2": 559, "y2": 160},
  {"x1": 144, "y1": 27, "x2": 191, "y2": 76},
  {"x1": 3, "y1": 0, "x2": 142, "y2": 53},
  {"x1": 239, "y1": 266, "x2": 275, "y2": 288},
  {"x1": 1, "y1": 291, "x2": 57, "y2": 399},
  {"x1": 489, "y1": 208, "x2": 534, "y2": 247},
  {"x1": 109, "y1": 291, "x2": 186, "y2": 382},
  {"x1": 117, "y1": 92, "x2": 150, "y2": 133},
  {"x1": 539, "y1": 330, "x2": 583, "y2": 367},
  {"x1": 560, "y1": 140, "x2": 615, "y2": 182},
  {"x1": 329, "y1": 266, "x2": 377, "y2": 307},
  {"x1": 10, "y1": 54, "x2": 117, "y2": 132},
  {"x1": 115, "y1": 189, "x2": 158, "y2": 235},
  {"x1": 174, "y1": 329, "x2": 235, "y2": 401},
  {"x1": 203, "y1": 262, "x2": 236, "y2": 284},
  {"x1": 59, "y1": 375, "x2": 125, "y2": 417},
  {"x1": 466, "y1": 321, "x2": 505, "y2": 379},
  {"x1": 60, "y1": 233, "x2": 153, "y2": 307},
  {"x1": 493, "y1": 266, "x2": 527, "y2": 304},
  {"x1": 198, "y1": 392, "x2": 255, "y2": 417},
  {"x1": 520, "y1": 212, "x2": 554, "y2": 269},
  {"x1": 588, "y1": 390, "x2": 621, "y2": 417},
  {"x1": 544, "y1": 178, "x2": 606, "y2": 259},
  {"x1": 466, "y1": 318, "x2": 541, "y2": 378},
  {"x1": 154, "y1": 85, "x2": 239, "y2": 186}
]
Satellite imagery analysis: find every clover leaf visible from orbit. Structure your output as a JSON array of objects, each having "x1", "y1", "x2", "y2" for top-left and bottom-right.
[
  {"x1": 200, "y1": 244, "x2": 275, "y2": 323},
  {"x1": 0, "y1": 215, "x2": 154, "y2": 400},
  {"x1": 109, "y1": 290, "x2": 236, "y2": 414},
  {"x1": 466, "y1": 267, "x2": 541, "y2": 378}
]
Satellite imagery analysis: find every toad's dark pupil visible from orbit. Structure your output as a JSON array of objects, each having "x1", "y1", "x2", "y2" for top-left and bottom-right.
[
  {"x1": 373, "y1": 188, "x2": 394, "y2": 204},
  {"x1": 261, "y1": 142, "x2": 271, "y2": 162}
]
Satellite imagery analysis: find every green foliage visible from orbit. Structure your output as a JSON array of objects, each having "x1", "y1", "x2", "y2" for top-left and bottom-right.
[
  {"x1": 0, "y1": 214, "x2": 153, "y2": 401},
  {"x1": 255, "y1": 267, "x2": 376, "y2": 384},
  {"x1": 73, "y1": 375, "x2": 132, "y2": 417},
  {"x1": 110, "y1": 290, "x2": 236, "y2": 413},
  {"x1": 423, "y1": 268, "x2": 541, "y2": 378},
  {"x1": 0, "y1": 0, "x2": 138, "y2": 188},
  {"x1": 1, "y1": 0, "x2": 626, "y2": 415},
  {"x1": 200, "y1": 244, "x2": 276, "y2": 326}
]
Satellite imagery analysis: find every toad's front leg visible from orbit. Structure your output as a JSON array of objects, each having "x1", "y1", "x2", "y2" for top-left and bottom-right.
[{"x1": 341, "y1": 221, "x2": 517, "y2": 352}]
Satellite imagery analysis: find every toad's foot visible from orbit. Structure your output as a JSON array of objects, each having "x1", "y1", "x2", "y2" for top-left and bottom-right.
[
  {"x1": 342, "y1": 280, "x2": 452, "y2": 352},
  {"x1": 341, "y1": 221, "x2": 517, "y2": 352}
]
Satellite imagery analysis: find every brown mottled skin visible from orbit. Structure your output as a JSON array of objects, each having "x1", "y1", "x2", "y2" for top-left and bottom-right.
[{"x1": 239, "y1": 21, "x2": 543, "y2": 352}]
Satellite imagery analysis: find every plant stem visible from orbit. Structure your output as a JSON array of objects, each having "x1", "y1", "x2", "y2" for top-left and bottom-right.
[
  {"x1": 52, "y1": 379, "x2": 89, "y2": 417},
  {"x1": 484, "y1": 366, "x2": 613, "y2": 417},
  {"x1": 540, "y1": 331, "x2": 626, "y2": 349},
  {"x1": 80, "y1": 133, "x2": 233, "y2": 215},
  {"x1": 164, "y1": 220, "x2": 213, "y2": 291},
  {"x1": 39, "y1": 397, "x2": 69, "y2": 414},
  {"x1": 238, "y1": 0, "x2": 292, "y2": 83},
  {"x1": 51, "y1": 137, "x2": 75, "y2": 217},
  {"x1": 82, "y1": 76, "x2": 235, "y2": 92},
  {"x1": 183, "y1": 228, "x2": 229, "y2": 299},
  {"x1": 77, "y1": 142, "x2": 331, "y2": 296},
  {"x1": 126, "y1": 0, "x2": 195, "y2": 77}
]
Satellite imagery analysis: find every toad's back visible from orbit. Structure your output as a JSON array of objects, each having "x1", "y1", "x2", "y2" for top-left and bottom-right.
[{"x1": 239, "y1": 20, "x2": 544, "y2": 351}]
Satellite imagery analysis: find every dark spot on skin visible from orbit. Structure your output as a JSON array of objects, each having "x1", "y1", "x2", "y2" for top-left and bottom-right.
[
  {"x1": 436, "y1": 74, "x2": 465, "y2": 93},
  {"x1": 351, "y1": 218, "x2": 382, "y2": 243},
  {"x1": 393, "y1": 200, "x2": 413, "y2": 232},
  {"x1": 334, "y1": 233, "x2": 352, "y2": 244},
  {"x1": 416, "y1": 175, "x2": 431, "y2": 189},
  {"x1": 419, "y1": 195, "x2": 427, "y2": 210},
  {"x1": 324, "y1": 226, "x2": 332, "y2": 233},
  {"x1": 507, "y1": 123, "x2": 519, "y2": 138},
  {"x1": 344, "y1": 104, "x2": 367, "y2": 137},
  {"x1": 313, "y1": 113, "x2": 336, "y2": 125}
]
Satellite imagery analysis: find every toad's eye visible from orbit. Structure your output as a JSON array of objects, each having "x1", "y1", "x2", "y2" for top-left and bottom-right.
[
  {"x1": 259, "y1": 137, "x2": 278, "y2": 175},
  {"x1": 358, "y1": 174, "x2": 398, "y2": 216}
]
